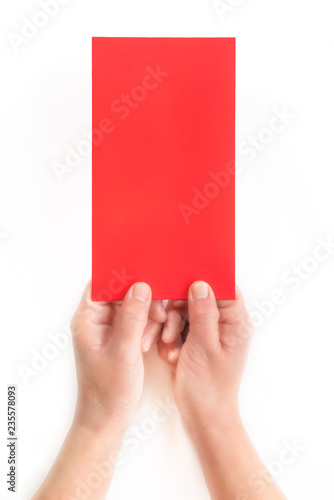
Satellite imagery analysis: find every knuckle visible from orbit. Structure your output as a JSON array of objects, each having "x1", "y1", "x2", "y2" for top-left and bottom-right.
[
  {"x1": 236, "y1": 315, "x2": 254, "y2": 340},
  {"x1": 120, "y1": 302, "x2": 148, "y2": 324},
  {"x1": 191, "y1": 303, "x2": 219, "y2": 324},
  {"x1": 188, "y1": 337, "x2": 218, "y2": 360}
]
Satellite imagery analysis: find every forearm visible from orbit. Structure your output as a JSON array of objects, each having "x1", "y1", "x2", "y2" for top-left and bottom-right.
[
  {"x1": 31, "y1": 419, "x2": 126, "y2": 500},
  {"x1": 186, "y1": 417, "x2": 287, "y2": 500}
]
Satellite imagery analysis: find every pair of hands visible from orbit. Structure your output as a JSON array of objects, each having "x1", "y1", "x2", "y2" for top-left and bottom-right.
[
  {"x1": 71, "y1": 280, "x2": 253, "y2": 434},
  {"x1": 32, "y1": 280, "x2": 287, "y2": 500}
]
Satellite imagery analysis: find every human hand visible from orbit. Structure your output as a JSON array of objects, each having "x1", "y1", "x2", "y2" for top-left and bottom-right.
[
  {"x1": 71, "y1": 280, "x2": 167, "y2": 431},
  {"x1": 158, "y1": 283, "x2": 289, "y2": 500},
  {"x1": 31, "y1": 280, "x2": 167, "y2": 500},
  {"x1": 158, "y1": 281, "x2": 253, "y2": 430}
]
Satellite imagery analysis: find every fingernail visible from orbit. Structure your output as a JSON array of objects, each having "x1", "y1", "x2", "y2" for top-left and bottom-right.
[
  {"x1": 191, "y1": 281, "x2": 209, "y2": 300},
  {"x1": 131, "y1": 283, "x2": 151, "y2": 302}
]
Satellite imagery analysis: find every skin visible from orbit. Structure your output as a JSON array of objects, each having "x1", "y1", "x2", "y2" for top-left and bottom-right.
[
  {"x1": 32, "y1": 280, "x2": 287, "y2": 500},
  {"x1": 158, "y1": 281, "x2": 287, "y2": 500},
  {"x1": 31, "y1": 281, "x2": 166, "y2": 500}
]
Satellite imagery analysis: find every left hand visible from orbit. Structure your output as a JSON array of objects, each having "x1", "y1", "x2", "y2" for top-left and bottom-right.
[{"x1": 70, "y1": 280, "x2": 167, "y2": 431}]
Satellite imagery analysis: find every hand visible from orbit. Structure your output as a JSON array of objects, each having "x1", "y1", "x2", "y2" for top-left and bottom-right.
[
  {"x1": 158, "y1": 283, "x2": 287, "y2": 500},
  {"x1": 32, "y1": 280, "x2": 167, "y2": 500},
  {"x1": 158, "y1": 281, "x2": 253, "y2": 429},
  {"x1": 71, "y1": 280, "x2": 167, "y2": 431}
]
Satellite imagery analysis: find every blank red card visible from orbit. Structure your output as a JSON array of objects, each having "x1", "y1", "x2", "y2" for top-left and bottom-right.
[{"x1": 92, "y1": 37, "x2": 235, "y2": 301}]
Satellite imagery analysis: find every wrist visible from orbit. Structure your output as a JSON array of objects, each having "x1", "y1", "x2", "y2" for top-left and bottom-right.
[
  {"x1": 185, "y1": 413, "x2": 245, "y2": 467},
  {"x1": 73, "y1": 403, "x2": 132, "y2": 438},
  {"x1": 181, "y1": 401, "x2": 242, "y2": 442},
  {"x1": 68, "y1": 417, "x2": 128, "y2": 471}
]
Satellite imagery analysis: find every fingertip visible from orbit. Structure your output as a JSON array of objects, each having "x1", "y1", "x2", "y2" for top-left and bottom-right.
[
  {"x1": 158, "y1": 341, "x2": 180, "y2": 370},
  {"x1": 189, "y1": 281, "x2": 215, "y2": 301},
  {"x1": 125, "y1": 282, "x2": 151, "y2": 304},
  {"x1": 162, "y1": 325, "x2": 176, "y2": 344},
  {"x1": 167, "y1": 345, "x2": 181, "y2": 363},
  {"x1": 162, "y1": 326, "x2": 170, "y2": 343}
]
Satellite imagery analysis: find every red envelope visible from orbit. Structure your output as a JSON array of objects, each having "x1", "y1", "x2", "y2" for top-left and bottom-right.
[{"x1": 92, "y1": 37, "x2": 235, "y2": 301}]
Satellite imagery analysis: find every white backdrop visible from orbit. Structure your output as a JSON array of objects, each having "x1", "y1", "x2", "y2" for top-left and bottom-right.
[{"x1": 1, "y1": 1, "x2": 334, "y2": 499}]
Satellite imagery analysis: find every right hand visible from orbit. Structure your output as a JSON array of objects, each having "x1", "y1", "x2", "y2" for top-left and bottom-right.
[{"x1": 157, "y1": 281, "x2": 253, "y2": 430}]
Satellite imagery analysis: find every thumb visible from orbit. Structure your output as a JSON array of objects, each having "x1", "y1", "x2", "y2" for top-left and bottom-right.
[
  {"x1": 187, "y1": 281, "x2": 220, "y2": 354},
  {"x1": 112, "y1": 282, "x2": 152, "y2": 348}
]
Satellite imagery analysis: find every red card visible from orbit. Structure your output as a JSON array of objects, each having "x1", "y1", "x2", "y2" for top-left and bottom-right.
[{"x1": 92, "y1": 37, "x2": 235, "y2": 301}]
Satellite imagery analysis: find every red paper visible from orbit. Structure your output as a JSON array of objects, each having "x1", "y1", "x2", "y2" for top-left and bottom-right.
[{"x1": 92, "y1": 37, "x2": 235, "y2": 301}]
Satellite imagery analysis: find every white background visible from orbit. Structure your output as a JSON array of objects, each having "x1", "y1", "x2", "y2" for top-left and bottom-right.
[{"x1": 1, "y1": 0, "x2": 334, "y2": 498}]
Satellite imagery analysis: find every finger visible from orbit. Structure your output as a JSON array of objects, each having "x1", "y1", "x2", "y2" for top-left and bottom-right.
[
  {"x1": 110, "y1": 282, "x2": 152, "y2": 349},
  {"x1": 71, "y1": 280, "x2": 116, "y2": 347},
  {"x1": 170, "y1": 299, "x2": 188, "y2": 308},
  {"x1": 141, "y1": 300, "x2": 167, "y2": 352},
  {"x1": 162, "y1": 309, "x2": 184, "y2": 344},
  {"x1": 165, "y1": 335, "x2": 183, "y2": 363},
  {"x1": 216, "y1": 285, "x2": 245, "y2": 312},
  {"x1": 217, "y1": 286, "x2": 254, "y2": 347},
  {"x1": 217, "y1": 286, "x2": 253, "y2": 327},
  {"x1": 187, "y1": 281, "x2": 220, "y2": 354},
  {"x1": 162, "y1": 301, "x2": 188, "y2": 344},
  {"x1": 141, "y1": 319, "x2": 164, "y2": 352},
  {"x1": 157, "y1": 338, "x2": 177, "y2": 371},
  {"x1": 157, "y1": 338, "x2": 168, "y2": 363},
  {"x1": 81, "y1": 280, "x2": 115, "y2": 321},
  {"x1": 148, "y1": 300, "x2": 167, "y2": 323}
]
